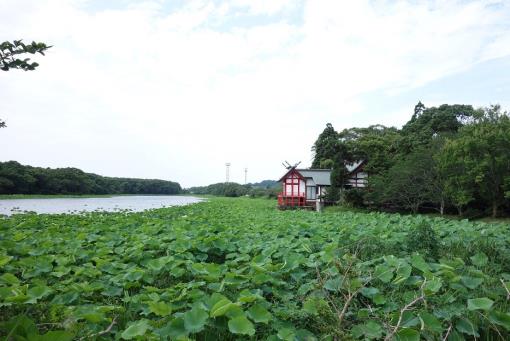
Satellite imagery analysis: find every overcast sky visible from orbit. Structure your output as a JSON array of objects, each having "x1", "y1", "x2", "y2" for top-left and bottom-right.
[{"x1": 1, "y1": 0, "x2": 510, "y2": 187}]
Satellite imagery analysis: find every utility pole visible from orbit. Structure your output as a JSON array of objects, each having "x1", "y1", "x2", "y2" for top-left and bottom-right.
[
  {"x1": 225, "y1": 163, "x2": 231, "y2": 183},
  {"x1": 244, "y1": 168, "x2": 248, "y2": 184}
]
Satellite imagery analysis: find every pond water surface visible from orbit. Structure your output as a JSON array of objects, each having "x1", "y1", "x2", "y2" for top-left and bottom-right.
[{"x1": 0, "y1": 195, "x2": 202, "y2": 215}]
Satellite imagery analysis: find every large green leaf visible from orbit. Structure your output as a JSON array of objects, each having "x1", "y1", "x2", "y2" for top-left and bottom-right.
[
  {"x1": 3, "y1": 315, "x2": 38, "y2": 337},
  {"x1": 446, "y1": 331, "x2": 465, "y2": 341},
  {"x1": 394, "y1": 263, "x2": 412, "y2": 283},
  {"x1": 323, "y1": 277, "x2": 343, "y2": 291},
  {"x1": 488, "y1": 311, "x2": 510, "y2": 330},
  {"x1": 228, "y1": 315, "x2": 255, "y2": 336},
  {"x1": 424, "y1": 277, "x2": 442, "y2": 294},
  {"x1": 121, "y1": 319, "x2": 150, "y2": 340},
  {"x1": 419, "y1": 312, "x2": 442, "y2": 333},
  {"x1": 361, "y1": 287, "x2": 379, "y2": 298},
  {"x1": 373, "y1": 293, "x2": 386, "y2": 305},
  {"x1": 410, "y1": 254, "x2": 430, "y2": 272},
  {"x1": 467, "y1": 298, "x2": 493, "y2": 311},
  {"x1": 26, "y1": 286, "x2": 53, "y2": 304},
  {"x1": 0, "y1": 255, "x2": 13, "y2": 267},
  {"x1": 295, "y1": 329, "x2": 317, "y2": 341},
  {"x1": 237, "y1": 289, "x2": 262, "y2": 303},
  {"x1": 146, "y1": 256, "x2": 171, "y2": 272},
  {"x1": 374, "y1": 264, "x2": 393, "y2": 283},
  {"x1": 470, "y1": 253, "x2": 488, "y2": 267},
  {"x1": 461, "y1": 276, "x2": 483, "y2": 289},
  {"x1": 395, "y1": 328, "x2": 420, "y2": 341},
  {"x1": 0, "y1": 273, "x2": 20, "y2": 285},
  {"x1": 277, "y1": 328, "x2": 296, "y2": 341},
  {"x1": 302, "y1": 298, "x2": 319, "y2": 315},
  {"x1": 210, "y1": 298, "x2": 234, "y2": 317},
  {"x1": 351, "y1": 321, "x2": 383, "y2": 340},
  {"x1": 148, "y1": 301, "x2": 172, "y2": 316},
  {"x1": 247, "y1": 304, "x2": 272, "y2": 323},
  {"x1": 27, "y1": 331, "x2": 74, "y2": 341},
  {"x1": 455, "y1": 318, "x2": 479, "y2": 337},
  {"x1": 156, "y1": 318, "x2": 188, "y2": 339},
  {"x1": 207, "y1": 292, "x2": 229, "y2": 308},
  {"x1": 183, "y1": 307, "x2": 209, "y2": 333}
]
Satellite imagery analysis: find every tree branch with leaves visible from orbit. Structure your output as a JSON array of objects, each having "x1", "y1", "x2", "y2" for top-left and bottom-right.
[
  {"x1": 0, "y1": 39, "x2": 51, "y2": 129},
  {"x1": 0, "y1": 40, "x2": 51, "y2": 71}
]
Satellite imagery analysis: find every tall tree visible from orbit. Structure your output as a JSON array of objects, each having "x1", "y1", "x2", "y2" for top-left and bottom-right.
[
  {"x1": 412, "y1": 100, "x2": 425, "y2": 118},
  {"x1": 327, "y1": 141, "x2": 352, "y2": 202},
  {"x1": 311, "y1": 123, "x2": 340, "y2": 168},
  {"x1": 436, "y1": 146, "x2": 475, "y2": 216},
  {"x1": 400, "y1": 103, "x2": 478, "y2": 152},
  {"x1": 438, "y1": 105, "x2": 510, "y2": 217},
  {"x1": 369, "y1": 149, "x2": 437, "y2": 214},
  {"x1": 339, "y1": 125, "x2": 401, "y2": 175}
]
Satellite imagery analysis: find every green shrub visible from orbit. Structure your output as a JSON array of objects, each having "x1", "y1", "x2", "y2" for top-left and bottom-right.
[
  {"x1": 342, "y1": 188, "x2": 365, "y2": 208},
  {"x1": 405, "y1": 221, "x2": 439, "y2": 259}
]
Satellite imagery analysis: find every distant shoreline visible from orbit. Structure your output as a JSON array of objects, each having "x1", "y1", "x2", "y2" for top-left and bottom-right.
[{"x1": 0, "y1": 194, "x2": 194, "y2": 200}]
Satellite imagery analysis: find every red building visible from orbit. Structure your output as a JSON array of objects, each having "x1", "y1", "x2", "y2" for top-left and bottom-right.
[{"x1": 277, "y1": 161, "x2": 367, "y2": 208}]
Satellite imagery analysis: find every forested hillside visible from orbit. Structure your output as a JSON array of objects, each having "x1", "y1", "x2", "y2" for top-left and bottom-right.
[
  {"x1": 186, "y1": 181, "x2": 279, "y2": 198},
  {"x1": 313, "y1": 103, "x2": 510, "y2": 217},
  {"x1": 0, "y1": 161, "x2": 182, "y2": 195},
  {"x1": 247, "y1": 180, "x2": 278, "y2": 189},
  {"x1": 187, "y1": 182, "x2": 250, "y2": 197}
]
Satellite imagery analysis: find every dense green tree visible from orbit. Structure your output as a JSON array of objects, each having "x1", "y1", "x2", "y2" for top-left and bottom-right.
[
  {"x1": 400, "y1": 103, "x2": 478, "y2": 152},
  {"x1": 368, "y1": 149, "x2": 437, "y2": 213},
  {"x1": 0, "y1": 162, "x2": 35, "y2": 194},
  {"x1": 422, "y1": 137, "x2": 452, "y2": 215},
  {"x1": 438, "y1": 106, "x2": 510, "y2": 217},
  {"x1": 327, "y1": 141, "x2": 352, "y2": 202},
  {"x1": 436, "y1": 143, "x2": 475, "y2": 216},
  {"x1": 187, "y1": 182, "x2": 250, "y2": 197},
  {"x1": 311, "y1": 123, "x2": 340, "y2": 168},
  {"x1": 327, "y1": 161, "x2": 346, "y2": 202},
  {"x1": 310, "y1": 102, "x2": 510, "y2": 218},
  {"x1": 339, "y1": 125, "x2": 401, "y2": 174},
  {"x1": 0, "y1": 161, "x2": 182, "y2": 195}
]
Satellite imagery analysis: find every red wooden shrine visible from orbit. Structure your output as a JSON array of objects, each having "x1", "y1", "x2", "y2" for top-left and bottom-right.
[{"x1": 277, "y1": 168, "x2": 306, "y2": 207}]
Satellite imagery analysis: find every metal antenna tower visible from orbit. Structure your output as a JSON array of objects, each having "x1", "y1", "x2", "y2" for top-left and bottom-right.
[
  {"x1": 244, "y1": 168, "x2": 248, "y2": 184},
  {"x1": 225, "y1": 163, "x2": 231, "y2": 183}
]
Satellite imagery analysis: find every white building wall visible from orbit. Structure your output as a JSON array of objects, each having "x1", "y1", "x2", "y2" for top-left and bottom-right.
[
  {"x1": 284, "y1": 178, "x2": 306, "y2": 196},
  {"x1": 299, "y1": 179, "x2": 306, "y2": 195}
]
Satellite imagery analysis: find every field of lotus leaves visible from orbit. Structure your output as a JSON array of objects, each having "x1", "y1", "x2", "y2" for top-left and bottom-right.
[{"x1": 1, "y1": 197, "x2": 510, "y2": 340}]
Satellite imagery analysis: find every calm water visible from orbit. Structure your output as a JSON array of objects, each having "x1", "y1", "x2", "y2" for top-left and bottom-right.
[{"x1": 0, "y1": 195, "x2": 202, "y2": 215}]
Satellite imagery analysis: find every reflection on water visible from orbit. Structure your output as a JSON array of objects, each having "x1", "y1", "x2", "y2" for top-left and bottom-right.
[{"x1": 0, "y1": 195, "x2": 202, "y2": 215}]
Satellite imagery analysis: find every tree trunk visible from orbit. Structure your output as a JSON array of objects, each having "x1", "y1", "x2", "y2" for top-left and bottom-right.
[
  {"x1": 412, "y1": 203, "x2": 419, "y2": 214},
  {"x1": 492, "y1": 201, "x2": 498, "y2": 218},
  {"x1": 440, "y1": 198, "x2": 445, "y2": 216},
  {"x1": 457, "y1": 206, "x2": 463, "y2": 217}
]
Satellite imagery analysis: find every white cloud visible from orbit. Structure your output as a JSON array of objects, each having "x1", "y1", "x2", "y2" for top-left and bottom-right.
[
  {"x1": 1, "y1": 0, "x2": 509, "y2": 186},
  {"x1": 229, "y1": 0, "x2": 296, "y2": 16}
]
